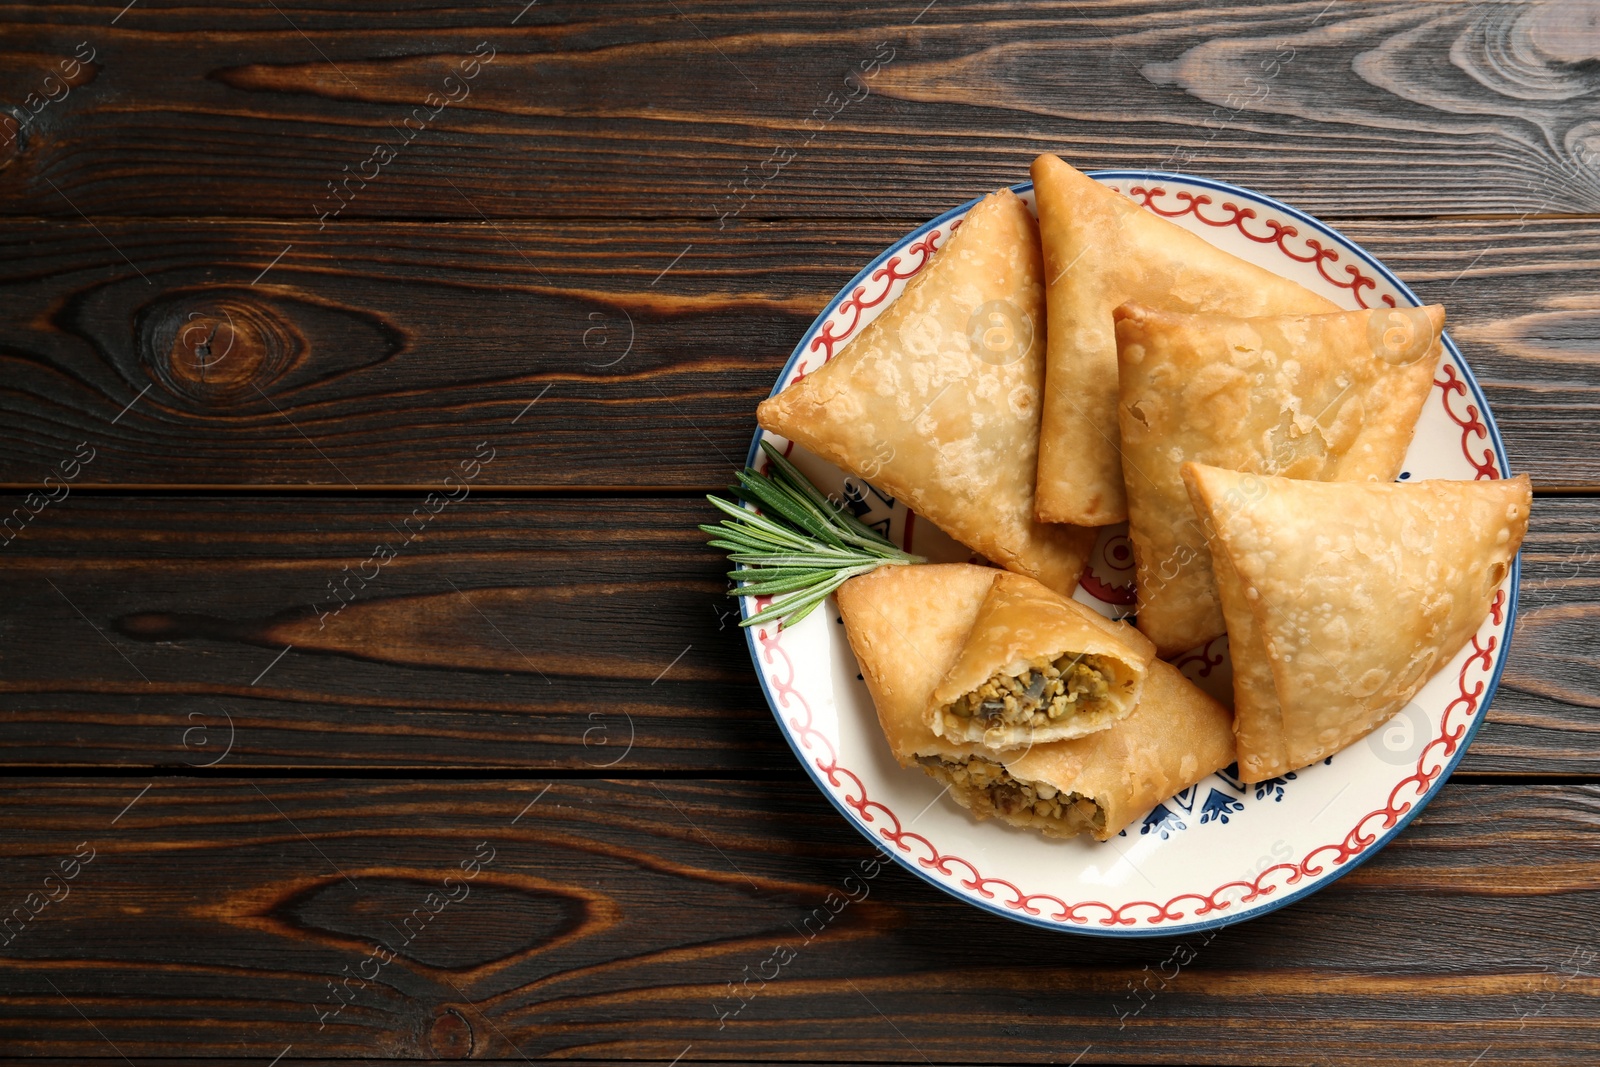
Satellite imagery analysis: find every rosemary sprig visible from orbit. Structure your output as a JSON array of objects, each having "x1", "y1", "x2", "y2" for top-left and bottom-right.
[{"x1": 702, "y1": 441, "x2": 924, "y2": 629}]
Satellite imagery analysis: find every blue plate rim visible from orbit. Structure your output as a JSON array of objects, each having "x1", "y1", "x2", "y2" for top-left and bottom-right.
[{"x1": 738, "y1": 170, "x2": 1518, "y2": 938}]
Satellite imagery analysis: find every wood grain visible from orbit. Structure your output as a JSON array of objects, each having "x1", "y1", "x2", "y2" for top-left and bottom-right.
[
  {"x1": 0, "y1": 496, "x2": 758, "y2": 771},
  {"x1": 1, "y1": 2, "x2": 1599, "y2": 220},
  {"x1": 0, "y1": 778, "x2": 1596, "y2": 1062},
  {"x1": 1494, "y1": 497, "x2": 1600, "y2": 772},
  {"x1": 0, "y1": 494, "x2": 1591, "y2": 775},
  {"x1": 2, "y1": 3, "x2": 1597, "y2": 1062},
  {"x1": 0, "y1": 215, "x2": 1595, "y2": 489}
]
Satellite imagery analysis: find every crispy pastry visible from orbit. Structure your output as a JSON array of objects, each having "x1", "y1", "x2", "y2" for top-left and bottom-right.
[
  {"x1": 1029, "y1": 154, "x2": 1339, "y2": 527},
  {"x1": 837, "y1": 562, "x2": 998, "y2": 768},
  {"x1": 933, "y1": 657, "x2": 1236, "y2": 841},
  {"x1": 758, "y1": 188, "x2": 1095, "y2": 596},
  {"x1": 836, "y1": 563, "x2": 1235, "y2": 841},
  {"x1": 1116, "y1": 302, "x2": 1444, "y2": 657},
  {"x1": 1182, "y1": 463, "x2": 1532, "y2": 782},
  {"x1": 927, "y1": 571, "x2": 1156, "y2": 748}
]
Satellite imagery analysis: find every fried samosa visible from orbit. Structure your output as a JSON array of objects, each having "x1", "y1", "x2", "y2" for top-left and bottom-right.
[
  {"x1": 836, "y1": 563, "x2": 1235, "y2": 841},
  {"x1": 1117, "y1": 302, "x2": 1444, "y2": 657},
  {"x1": 758, "y1": 188, "x2": 1094, "y2": 596},
  {"x1": 927, "y1": 571, "x2": 1156, "y2": 748},
  {"x1": 1182, "y1": 463, "x2": 1531, "y2": 782},
  {"x1": 922, "y1": 658, "x2": 1236, "y2": 840},
  {"x1": 836, "y1": 562, "x2": 999, "y2": 768},
  {"x1": 1030, "y1": 154, "x2": 1339, "y2": 527}
]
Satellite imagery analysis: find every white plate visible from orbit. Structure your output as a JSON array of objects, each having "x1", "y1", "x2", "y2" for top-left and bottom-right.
[{"x1": 741, "y1": 172, "x2": 1516, "y2": 935}]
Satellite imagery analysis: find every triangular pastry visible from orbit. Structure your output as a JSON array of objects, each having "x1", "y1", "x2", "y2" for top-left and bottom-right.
[
  {"x1": 927, "y1": 571, "x2": 1156, "y2": 748},
  {"x1": 1182, "y1": 463, "x2": 1531, "y2": 782},
  {"x1": 1030, "y1": 153, "x2": 1339, "y2": 527},
  {"x1": 1116, "y1": 302, "x2": 1444, "y2": 656},
  {"x1": 836, "y1": 562, "x2": 999, "y2": 768},
  {"x1": 758, "y1": 188, "x2": 1094, "y2": 595},
  {"x1": 979, "y1": 656, "x2": 1236, "y2": 841},
  {"x1": 836, "y1": 563, "x2": 1234, "y2": 840}
]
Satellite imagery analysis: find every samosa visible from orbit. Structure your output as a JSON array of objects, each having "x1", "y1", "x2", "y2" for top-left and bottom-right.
[
  {"x1": 759, "y1": 189, "x2": 1094, "y2": 596},
  {"x1": 926, "y1": 571, "x2": 1156, "y2": 748},
  {"x1": 1030, "y1": 154, "x2": 1338, "y2": 527},
  {"x1": 1182, "y1": 463, "x2": 1530, "y2": 782},
  {"x1": 1117, "y1": 302, "x2": 1443, "y2": 656},
  {"x1": 837, "y1": 563, "x2": 1235, "y2": 841}
]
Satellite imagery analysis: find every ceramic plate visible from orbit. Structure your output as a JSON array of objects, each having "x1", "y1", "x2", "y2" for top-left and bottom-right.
[{"x1": 741, "y1": 172, "x2": 1516, "y2": 935}]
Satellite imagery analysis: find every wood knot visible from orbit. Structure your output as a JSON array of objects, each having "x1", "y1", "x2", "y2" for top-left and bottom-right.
[
  {"x1": 428, "y1": 1007, "x2": 475, "y2": 1058},
  {"x1": 1527, "y1": 0, "x2": 1600, "y2": 65},
  {"x1": 0, "y1": 108, "x2": 26, "y2": 169},
  {"x1": 139, "y1": 292, "x2": 298, "y2": 405},
  {"x1": 2, "y1": 50, "x2": 101, "y2": 170}
]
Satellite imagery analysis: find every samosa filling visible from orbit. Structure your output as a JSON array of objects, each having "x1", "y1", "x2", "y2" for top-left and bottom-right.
[
  {"x1": 917, "y1": 755, "x2": 1105, "y2": 835},
  {"x1": 943, "y1": 654, "x2": 1113, "y2": 729}
]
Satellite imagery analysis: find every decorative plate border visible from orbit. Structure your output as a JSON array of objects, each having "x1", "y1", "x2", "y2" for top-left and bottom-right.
[{"x1": 741, "y1": 172, "x2": 1518, "y2": 936}]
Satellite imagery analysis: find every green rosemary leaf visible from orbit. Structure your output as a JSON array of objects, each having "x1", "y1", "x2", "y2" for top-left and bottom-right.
[
  {"x1": 731, "y1": 572, "x2": 842, "y2": 596},
  {"x1": 704, "y1": 495, "x2": 807, "y2": 540},
  {"x1": 758, "y1": 441, "x2": 896, "y2": 551},
  {"x1": 723, "y1": 539, "x2": 866, "y2": 563},
  {"x1": 702, "y1": 523, "x2": 809, "y2": 553},
  {"x1": 733, "y1": 470, "x2": 848, "y2": 549},
  {"x1": 739, "y1": 563, "x2": 880, "y2": 628},
  {"x1": 770, "y1": 593, "x2": 824, "y2": 628},
  {"x1": 709, "y1": 511, "x2": 836, "y2": 557},
  {"x1": 736, "y1": 467, "x2": 847, "y2": 547},
  {"x1": 725, "y1": 567, "x2": 835, "y2": 583},
  {"x1": 725, "y1": 552, "x2": 873, "y2": 568},
  {"x1": 707, "y1": 539, "x2": 767, "y2": 555},
  {"x1": 704, "y1": 444, "x2": 925, "y2": 631}
]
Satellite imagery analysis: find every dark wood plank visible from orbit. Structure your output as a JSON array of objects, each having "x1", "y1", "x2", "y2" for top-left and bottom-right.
[
  {"x1": 0, "y1": 496, "x2": 760, "y2": 771},
  {"x1": 1337, "y1": 218, "x2": 1600, "y2": 493},
  {"x1": 0, "y1": 215, "x2": 1595, "y2": 489},
  {"x1": 0, "y1": 217, "x2": 822, "y2": 490},
  {"x1": 1494, "y1": 496, "x2": 1600, "y2": 774},
  {"x1": 3, "y1": 5, "x2": 1593, "y2": 1066},
  {"x1": 0, "y1": 778, "x2": 1596, "y2": 1062},
  {"x1": 0, "y1": 494, "x2": 1591, "y2": 774},
  {"x1": 2, "y1": 2, "x2": 1599, "y2": 220}
]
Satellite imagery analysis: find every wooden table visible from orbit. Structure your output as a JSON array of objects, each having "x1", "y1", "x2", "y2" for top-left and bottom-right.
[{"x1": 1, "y1": 2, "x2": 1596, "y2": 1063}]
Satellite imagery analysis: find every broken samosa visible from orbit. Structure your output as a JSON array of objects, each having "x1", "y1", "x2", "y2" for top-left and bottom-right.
[
  {"x1": 837, "y1": 563, "x2": 1234, "y2": 841},
  {"x1": 927, "y1": 571, "x2": 1156, "y2": 748}
]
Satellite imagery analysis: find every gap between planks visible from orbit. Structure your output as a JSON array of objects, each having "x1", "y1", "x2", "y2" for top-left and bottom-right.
[
  {"x1": 3, "y1": 211, "x2": 1600, "y2": 224},
  {"x1": 4, "y1": 486, "x2": 1598, "y2": 497},
  {"x1": 0, "y1": 768, "x2": 1589, "y2": 785}
]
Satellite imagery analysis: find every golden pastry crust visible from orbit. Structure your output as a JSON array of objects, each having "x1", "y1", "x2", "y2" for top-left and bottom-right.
[
  {"x1": 837, "y1": 563, "x2": 1234, "y2": 840},
  {"x1": 1116, "y1": 302, "x2": 1444, "y2": 657},
  {"x1": 1029, "y1": 154, "x2": 1338, "y2": 527},
  {"x1": 1205, "y1": 521, "x2": 1286, "y2": 778},
  {"x1": 1182, "y1": 463, "x2": 1532, "y2": 782},
  {"x1": 927, "y1": 571, "x2": 1156, "y2": 748},
  {"x1": 1002, "y1": 658, "x2": 1237, "y2": 840},
  {"x1": 836, "y1": 562, "x2": 1000, "y2": 767},
  {"x1": 757, "y1": 188, "x2": 1094, "y2": 596}
]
